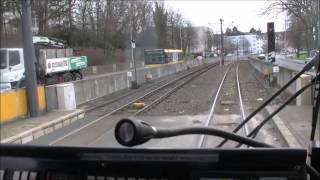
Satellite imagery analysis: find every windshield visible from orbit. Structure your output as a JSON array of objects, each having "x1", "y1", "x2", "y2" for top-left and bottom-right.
[
  {"x1": 0, "y1": 50, "x2": 7, "y2": 69},
  {"x1": 0, "y1": 0, "x2": 319, "y2": 151}
]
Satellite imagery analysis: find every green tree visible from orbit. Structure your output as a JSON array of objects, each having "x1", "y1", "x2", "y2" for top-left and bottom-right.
[
  {"x1": 225, "y1": 27, "x2": 232, "y2": 36},
  {"x1": 249, "y1": 28, "x2": 257, "y2": 33}
]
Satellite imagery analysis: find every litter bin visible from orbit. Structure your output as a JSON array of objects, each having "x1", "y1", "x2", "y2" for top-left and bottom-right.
[{"x1": 56, "y1": 83, "x2": 76, "y2": 110}]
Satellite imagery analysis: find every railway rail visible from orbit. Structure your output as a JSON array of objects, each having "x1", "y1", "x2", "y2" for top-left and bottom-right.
[
  {"x1": 199, "y1": 61, "x2": 248, "y2": 148},
  {"x1": 82, "y1": 64, "x2": 211, "y2": 113},
  {"x1": 45, "y1": 62, "x2": 219, "y2": 145}
]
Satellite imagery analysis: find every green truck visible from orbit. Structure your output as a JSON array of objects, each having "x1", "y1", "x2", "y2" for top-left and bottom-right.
[{"x1": 1, "y1": 37, "x2": 88, "y2": 91}]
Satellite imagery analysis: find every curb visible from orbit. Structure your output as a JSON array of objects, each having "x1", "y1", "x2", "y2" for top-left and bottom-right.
[
  {"x1": 265, "y1": 106, "x2": 302, "y2": 148},
  {"x1": 1, "y1": 110, "x2": 85, "y2": 144}
]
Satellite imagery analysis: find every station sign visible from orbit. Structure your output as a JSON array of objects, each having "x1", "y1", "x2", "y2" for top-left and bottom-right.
[{"x1": 273, "y1": 66, "x2": 280, "y2": 73}]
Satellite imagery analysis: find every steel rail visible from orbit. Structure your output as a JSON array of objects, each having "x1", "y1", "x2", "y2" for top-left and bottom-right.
[
  {"x1": 236, "y1": 63, "x2": 249, "y2": 136},
  {"x1": 84, "y1": 64, "x2": 210, "y2": 113},
  {"x1": 199, "y1": 61, "x2": 249, "y2": 148},
  {"x1": 134, "y1": 65, "x2": 215, "y2": 115},
  {"x1": 49, "y1": 63, "x2": 219, "y2": 145},
  {"x1": 198, "y1": 63, "x2": 233, "y2": 148}
]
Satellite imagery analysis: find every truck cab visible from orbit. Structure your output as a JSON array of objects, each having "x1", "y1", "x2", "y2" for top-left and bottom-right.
[{"x1": 0, "y1": 48, "x2": 25, "y2": 92}]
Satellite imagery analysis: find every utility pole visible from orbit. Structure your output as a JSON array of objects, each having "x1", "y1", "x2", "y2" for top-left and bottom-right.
[
  {"x1": 237, "y1": 40, "x2": 239, "y2": 61},
  {"x1": 180, "y1": 26, "x2": 183, "y2": 50},
  {"x1": 242, "y1": 35, "x2": 245, "y2": 55},
  {"x1": 130, "y1": 2, "x2": 138, "y2": 89},
  {"x1": 21, "y1": 0, "x2": 40, "y2": 117},
  {"x1": 171, "y1": 16, "x2": 174, "y2": 49},
  {"x1": 219, "y1": 18, "x2": 224, "y2": 65},
  {"x1": 318, "y1": 0, "x2": 320, "y2": 49}
]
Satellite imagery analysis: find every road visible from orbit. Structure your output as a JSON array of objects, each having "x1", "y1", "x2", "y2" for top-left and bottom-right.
[
  {"x1": 275, "y1": 55, "x2": 305, "y2": 72},
  {"x1": 253, "y1": 55, "x2": 315, "y2": 75}
]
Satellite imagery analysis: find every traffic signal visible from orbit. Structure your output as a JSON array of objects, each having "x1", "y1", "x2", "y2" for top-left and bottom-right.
[
  {"x1": 267, "y1": 22, "x2": 275, "y2": 53},
  {"x1": 267, "y1": 22, "x2": 275, "y2": 63}
]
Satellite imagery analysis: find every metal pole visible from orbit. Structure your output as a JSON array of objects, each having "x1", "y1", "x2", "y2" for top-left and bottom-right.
[
  {"x1": 21, "y1": 0, "x2": 40, "y2": 117},
  {"x1": 219, "y1": 18, "x2": 224, "y2": 65},
  {"x1": 130, "y1": 2, "x2": 138, "y2": 89},
  {"x1": 180, "y1": 26, "x2": 182, "y2": 50},
  {"x1": 242, "y1": 35, "x2": 244, "y2": 56},
  {"x1": 318, "y1": 0, "x2": 320, "y2": 49},
  {"x1": 237, "y1": 41, "x2": 239, "y2": 61},
  {"x1": 284, "y1": 18, "x2": 287, "y2": 50}
]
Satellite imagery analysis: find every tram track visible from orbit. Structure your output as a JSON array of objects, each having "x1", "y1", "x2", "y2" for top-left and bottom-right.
[
  {"x1": 45, "y1": 62, "x2": 219, "y2": 146},
  {"x1": 199, "y1": 61, "x2": 247, "y2": 148}
]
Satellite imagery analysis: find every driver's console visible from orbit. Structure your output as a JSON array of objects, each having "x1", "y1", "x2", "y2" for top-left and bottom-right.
[{"x1": 0, "y1": 145, "x2": 307, "y2": 180}]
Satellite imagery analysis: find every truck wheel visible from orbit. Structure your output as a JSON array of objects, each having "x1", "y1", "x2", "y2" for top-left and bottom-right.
[
  {"x1": 45, "y1": 75, "x2": 59, "y2": 85},
  {"x1": 62, "y1": 73, "x2": 73, "y2": 82},
  {"x1": 72, "y1": 72, "x2": 82, "y2": 81}
]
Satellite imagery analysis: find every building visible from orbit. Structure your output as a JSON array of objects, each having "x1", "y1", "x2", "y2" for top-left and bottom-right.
[
  {"x1": 190, "y1": 26, "x2": 209, "y2": 54},
  {"x1": 225, "y1": 33, "x2": 264, "y2": 55}
]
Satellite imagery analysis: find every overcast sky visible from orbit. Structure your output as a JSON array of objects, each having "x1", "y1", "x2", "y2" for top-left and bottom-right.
[{"x1": 164, "y1": 0, "x2": 286, "y2": 33}]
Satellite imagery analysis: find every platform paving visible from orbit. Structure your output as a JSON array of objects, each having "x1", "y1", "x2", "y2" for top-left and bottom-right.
[
  {"x1": 266, "y1": 105, "x2": 318, "y2": 150},
  {"x1": 0, "y1": 109, "x2": 85, "y2": 144}
]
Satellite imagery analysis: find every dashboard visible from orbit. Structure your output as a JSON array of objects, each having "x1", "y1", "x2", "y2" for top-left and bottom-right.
[{"x1": 0, "y1": 145, "x2": 307, "y2": 180}]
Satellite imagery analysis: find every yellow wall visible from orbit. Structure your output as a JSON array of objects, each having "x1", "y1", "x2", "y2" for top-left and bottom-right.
[{"x1": 0, "y1": 86, "x2": 46, "y2": 123}]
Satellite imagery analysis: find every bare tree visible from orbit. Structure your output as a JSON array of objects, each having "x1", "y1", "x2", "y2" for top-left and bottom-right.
[
  {"x1": 287, "y1": 16, "x2": 304, "y2": 57},
  {"x1": 206, "y1": 29, "x2": 214, "y2": 51},
  {"x1": 153, "y1": 1, "x2": 168, "y2": 48},
  {"x1": 1, "y1": 0, "x2": 199, "y2": 64},
  {"x1": 263, "y1": 0, "x2": 319, "y2": 55}
]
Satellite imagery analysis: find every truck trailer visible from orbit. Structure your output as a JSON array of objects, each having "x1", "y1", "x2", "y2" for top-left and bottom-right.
[{"x1": 0, "y1": 37, "x2": 87, "y2": 92}]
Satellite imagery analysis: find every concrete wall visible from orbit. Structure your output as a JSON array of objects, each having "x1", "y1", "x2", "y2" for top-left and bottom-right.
[
  {"x1": 249, "y1": 57, "x2": 296, "y2": 94},
  {"x1": 1, "y1": 86, "x2": 46, "y2": 123},
  {"x1": 248, "y1": 57, "x2": 313, "y2": 106},
  {"x1": 45, "y1": 59, "x2": 211, "y2": 111}
]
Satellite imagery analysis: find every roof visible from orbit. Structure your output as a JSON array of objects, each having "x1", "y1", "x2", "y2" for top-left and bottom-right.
[
  {"x1": 33, "y1": 36, "x2": 51, "y2": 44},
  {"x1": 164, "y1": 49, "x2": 183, "y2": 53}
]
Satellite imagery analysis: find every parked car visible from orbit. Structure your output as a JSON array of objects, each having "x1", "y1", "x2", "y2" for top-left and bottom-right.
[{"x1": 257, "y1": 54, "x2": 265, "y2": 60}]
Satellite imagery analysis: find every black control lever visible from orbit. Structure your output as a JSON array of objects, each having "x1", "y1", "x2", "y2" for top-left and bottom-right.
[{"x1": 114, "y1": 118, "x2": 273, "y2": 147}]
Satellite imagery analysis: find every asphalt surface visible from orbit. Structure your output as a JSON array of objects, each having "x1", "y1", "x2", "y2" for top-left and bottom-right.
[{"x1": 275, "y1": 55, "x2": 305, "y2": 71}]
